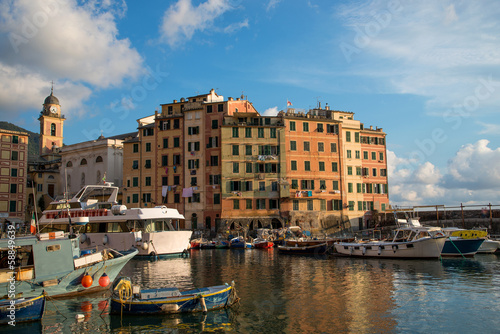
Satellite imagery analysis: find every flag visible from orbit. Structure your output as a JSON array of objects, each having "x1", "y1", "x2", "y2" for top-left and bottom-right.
[
  {"x1": 287, "y1": 100, "x2": 292, "y2": 106},
  {"x1": 30, "y1": 213, "x2": 36, "y2": 234}
]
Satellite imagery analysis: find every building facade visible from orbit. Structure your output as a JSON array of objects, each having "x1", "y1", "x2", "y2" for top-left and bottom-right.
[{"x1": 0, "y1": 129, "x2": 29, "y2": 225}]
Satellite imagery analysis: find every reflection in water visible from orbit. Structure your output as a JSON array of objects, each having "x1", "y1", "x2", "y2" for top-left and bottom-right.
[{"x1": 4, "y1": 250, "x2": 500, "y2": 333}]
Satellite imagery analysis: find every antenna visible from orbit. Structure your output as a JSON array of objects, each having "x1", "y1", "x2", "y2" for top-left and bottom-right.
[{"x1": 51, "y1": 80, "x2": 54, "y2": 95}]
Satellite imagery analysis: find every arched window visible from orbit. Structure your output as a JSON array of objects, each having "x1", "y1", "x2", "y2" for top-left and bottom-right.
[
  {"x1": 96, "y1": 156, "x2": 103, "y2": 163},
  {"x1": 50, "y1": 123, "x2": 56, "y2": 136},
  {"x1": 80, "y1": 159, "x2": 87, "y2": 165},
  {"x1": 48, "y1": 175, "x2": 54, "y2": 180},
  {"x1": 81, "y1": 173, "x2": 85, "y2": 187},
  {"x1": 66, "y1": 161, "x2": 73, "y2": 167}
]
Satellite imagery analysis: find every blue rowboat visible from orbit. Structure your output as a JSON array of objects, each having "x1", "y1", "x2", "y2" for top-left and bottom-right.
[
  {"x1": 0, "y1": 293, "x2": 45, "y2": 325},
  {"x1": 110, "y1": 278, "x2": 239, "y2": 315}
]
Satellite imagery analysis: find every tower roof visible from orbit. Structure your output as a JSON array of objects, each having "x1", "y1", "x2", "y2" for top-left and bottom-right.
[{"x1": 44, "y1": 84, "x2": 60, "y2": 105}]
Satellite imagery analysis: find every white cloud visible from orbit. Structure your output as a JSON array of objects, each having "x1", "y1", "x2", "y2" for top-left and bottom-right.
[
  {"x1": 0, "y1": 0, "x2": 143, "y2": 118},
  {"x1": 160, "y1": 0, "x2": 233, "y2": 47},
  {"x1": 262, "y1": 106, "x2": 279, "y2": 116},
  {"x1": 388, "y1": 140, "x2": 500, "y2": 206},
  {"x1": 223, "y1": 19, "x2": 249, "y2": 34},
  {"x1": 477, "y1": 121, "x2": 500, "y2": 135},
  {"x1": 336, "y1": 1, "x2": 500, "y2": 112},
  {"x1": 266, "y1": 0, "x2": 282, "y2": 12}
]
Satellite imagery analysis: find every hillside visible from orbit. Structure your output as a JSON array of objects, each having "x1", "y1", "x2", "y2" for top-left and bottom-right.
[{"x1": 0, "y1": 121, "x2": 39, "y2": 159}]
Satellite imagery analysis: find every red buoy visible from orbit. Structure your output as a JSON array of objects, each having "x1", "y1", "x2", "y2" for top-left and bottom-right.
[
  {"x1": 98, "y1": 273, "x2": 110, "y2": 287},
  {"x1": 81, "y1": 274, "x2": 93, "y2": 288}
]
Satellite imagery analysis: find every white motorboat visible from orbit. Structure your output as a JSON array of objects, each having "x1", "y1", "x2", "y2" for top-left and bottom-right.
[
  {"x1": 334, "y1": 224, "x2": 446, "y2": 258},
  {"x1": 37, "y1": 183, "x2": 192, "y2": 257},
  {"x1": 477, "y1": 238, "x2": 500, "y2": 253}
]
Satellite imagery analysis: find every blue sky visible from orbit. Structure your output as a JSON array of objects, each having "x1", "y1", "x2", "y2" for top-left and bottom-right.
[{"x1": 1, "y1": 0, "x2": 500, "y2": 207}]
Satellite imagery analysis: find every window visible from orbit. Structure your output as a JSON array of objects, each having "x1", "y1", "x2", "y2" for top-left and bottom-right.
[
  {"x1": 145, "y1": 177, "x2": 151, "y2": 186},
  {"x1": 162, "y1": 155, "x2": 168, "y2": 166},
  {"x1": 246, "y1": 162, "x2": 253, "y2": 173},
  {"x1": 12, "y1": 136, "x2": 18, "y2": 144},
  {"x1": 304, "y1": 161, "x2": 310, "y2": 171},
  {"x1": 379, "y1": 152, "x2": 384, "y2": 161},
  {"x1": 372, "y1": 152, "x2": 376, "y2": 160},
  {"x1": 9, "y1": 201, "x2": 16, "y2": 212},
  {"x1": 319, "y1": 161, "x2": 325, "y2": 171},
  {"x1": 174, "y1": 193, "x2": 180, "y2": 203},
  {"x1": 96, "y1": 156, "x2": 103, "y2": 163},
  {"x1": 143, "y1": 128, "x2": 154, "y2": 136},
  {"x1": 301, "y1": 180, "x2": 315, "y2": 190},
  {"x1": 356, "y1": 167, "x2": 361, "y2": 176},
  {"x1": 11, "y1": 169, "x2": 17, "y2": 177},
  {"x1": 381, "y1": 203, "x2": 386, "y2": 211},
  {"x1": 246, "y1": 199, "x2": 252, "y2": 209},
  {"x1": 244, "y1": 181, "x2": 253, "y2": 191},
  {"x1": 355, "y1": 150, "x2": 360, "y2": 159},
  {"x1": 210, "y1": 155, "x2": 219, "y2": 166},
  {"x1": 317, "y1": 123, "x2": 324, "y2": 132},
  {"x1": 347, "y1": 150, "x2": 352, "y2": 159},
  {"x1": 51, "y1": 123, "x2": 56, "y2": 136},
  {"x1": 173, "y1": 176, "x2": 180, "y2": 185},
  {"x1": 355, "y1": 132, "x2": 360, "y2": 143},
  {"x1": 258, "y1": 128, "x2": 264, "y2": 138},
  {"x1": 347, "y1": 166, "x2": 352, "y2": 175},
  {"x1": 188, "y1": 159, "x2": 199, "y2": 169},
  {"x1": 357, "y1": 183, "x2": 362, "y2": 193},
  {"x1": 269, "y1": 199, "x2": 278, "y2": 209},
  {"x1": 233, "y1": 200, "x2": 240, "y2": 210},
  {"x1": 303, "y1": 122, "x2": 309, "y2": 132},
  {"x1": 207, "y1": 105, "x2": 213, "y2": 113},
  {"x1": 143, "y1": 193, "x2": 151, "y2": 203},
  {"x1": 320, "y1": 180, "x2": 326, "y2": 190},
  {"x1": 331, "y1": 143, "x2": 337, "y2": 153},
  {"x1": 145, "y1": 160, "x2": 151, "y2": 168},
  {"x1": 290, "y1": 141, "x2": 297, "y2": 151},
  {"x1": 318, "y1": 142, "x2": 324, "y2": 152},
  {"x1": 232, "y1": 145, "x2": 239, "y2": 155},
  {"x1": 258, "y1": 182, "x2": 265, "y2": 191},
  {"x1": 333, "y1": 200, "x2": 342, "y2": 210},
  {"x1": 245, "y1": 127, "x2": 252, "y2": 138},
  {"x1": 290, "y1": 121, "x2": 296, "y2": 131},
  {"x1": 320, "y1": 199, "x2": 326, "y2": 211},
  {"x1": 332, "y1": 162, "x2": 338, "y2": 172},
  {"x1": 188, "y1": 126, "x2": 199, "y2": 135},
  {"x1": 132, "y1": 194, "x2": 139, "y2": 203},
  {"x1": 133, "y1": 143, "x2": 139, "y2": 152},
  {"x1": 291, "y1": 179, "x2": 298, "y2": 189},
  {"x1": 291, "y1": 161, "x2": 297, "y2": 170},
  {"x1": 190, "y1": 177, "x2": 197, "y2": 186},
  {"x1": 307, "y1": 200, "x2": 313, "y2": 211},
  {"x1": 293, "y1": 200, "x2": 299, "y2": 211},
  {"x1": 381, "y1": 169, "x2": 387, "y2": 177},
  {"x1": 133, "y1": 177, "x2": 138, "y2": 187},
  {"x1": 173, "y1": 119, "x2": 180, "y2": 129},
  {"x1": 363, "y1": 151, "x2": 368, "y2": 159},
  {"x1": 327, "y1": 124, "x2": 339, "y2": 134},
  {"x1": 270, "y1": 128, "x2": 276, "y2": 138},
  {"x1": 346, "y1": 131, "x2": 351, "y2": 142},
  {"x1": 256, "y1": 199, "x2": 266, "y2": 210},
  {"x1": 232, "y1": 127, "x2": 239, "y2": 138},
  {"x1": 246, "y1": 145, "x2": 252, "y2": 155},
  {"x1": 132, "y1": 160, "x2": 138, "y2": 169},
  {"x1": 218, "y1": 104, "x2": 224, "y2": 112},
  {"x1": 233, "y1": 162, "x2": 239, "y2": 173},
  {"x1": 209, "y1": 175, "x2": 221, "y2": 185},
  {"x1": 214, "y1": 193, "x2": 220, "y2": 205},
  {"x1": 66, "y1": 161, "x2": 73, "y2": 167},
  {"x1": 162, "y1": 176, "x2": 168, "y2": 186},
  {"x1": 348, "y1": 201, "x2": 355, "y2": 211},
  {"x1": 332, "y1": 180, "x2": 339, "y2": 190},
  {"x1": 145, "y1": 143, "x2": 151, "y2": 152},
  {"x1": 372, "y1": 168, "x2": 377, "y2": 177},
  {"x1": 303, "y1": 141, "x2": 310, "y2": 151},
  {"x1": 348, "y1": 183, "x2": 353, "y2": 193},
  {"x1": 10, "y1": 184, "x2": 17, "y2": 194},
  {"x1": 174, "y1": 137, "x2": 180, "y2": 147}
]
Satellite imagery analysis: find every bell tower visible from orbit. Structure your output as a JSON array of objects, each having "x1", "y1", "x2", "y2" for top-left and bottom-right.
[{"x1": 38, "y1": 84, "x2": 65, "y2": 157}]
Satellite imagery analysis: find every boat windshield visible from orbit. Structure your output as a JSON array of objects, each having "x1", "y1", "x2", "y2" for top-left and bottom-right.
[{"x1": 131, "y1": 219, "x2": 175, "y2": 232}]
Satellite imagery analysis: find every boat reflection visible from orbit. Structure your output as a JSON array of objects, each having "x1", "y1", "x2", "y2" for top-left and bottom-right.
[{"x1": 109, "y1": 308, "x2": 236, "y2": 333}]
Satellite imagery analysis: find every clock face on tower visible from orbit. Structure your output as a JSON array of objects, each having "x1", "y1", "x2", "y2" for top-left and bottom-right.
[{"x1": 50, "y1": 106, "x2": 57, "y2": 114}]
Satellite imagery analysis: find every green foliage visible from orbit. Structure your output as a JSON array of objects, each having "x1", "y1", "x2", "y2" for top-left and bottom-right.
[{"x1": 0, "y1": 121, "x2": 40, "y2": 159}]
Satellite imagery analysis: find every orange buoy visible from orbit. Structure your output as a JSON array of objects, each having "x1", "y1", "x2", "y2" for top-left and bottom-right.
[
  {"x1": 98, "y1": 273, "x2": 110, "y2": 287},
  {"x1": 81, "y1": 274, "x2": 93, "y2": 288}
]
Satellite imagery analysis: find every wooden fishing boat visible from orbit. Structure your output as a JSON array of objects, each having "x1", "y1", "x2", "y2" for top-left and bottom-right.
[
  {"x1": 110, "y1": 277, "x2": 239, "y2": 315},
  {"x1": 0, "y1": 293, "x2": 45, "y2": 325},
  {"x1": 229, "y1": 237, "x2": 251, "y2": 249},
  {"x1": 277, "y1": 242, "x2": 329, "y2": 255},
  {"x1": 252, "y1": 238, "x2": 274, "y2": 249}
]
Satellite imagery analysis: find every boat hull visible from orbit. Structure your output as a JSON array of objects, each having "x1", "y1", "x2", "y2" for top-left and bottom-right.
[
  {"x1": 110, "y1": 285, "x2": 236, "y2": 315},
  {"x1": 278, "y1": 243, "x2": 328, "y2": 255},
  {"x1": 0, "y1": 293, "x2": 45, "y2": 324},
  {"x1": 477, "y1": 239, "x2": 500, "y2": 253},
  {"x1": 334, "y1": 237, "x2": 446, "y2": 258},
  {"x1": 441, "y1": 238, "x2": 485, "y2": 257}
]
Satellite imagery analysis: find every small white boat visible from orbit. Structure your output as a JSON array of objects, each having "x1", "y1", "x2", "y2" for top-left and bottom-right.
[
  {"x1": 334, "y1": 225, "x2": 446, "y2": 258},
  {"x1": 477, "y1": 238, "x2": 500, "y2": 253}
]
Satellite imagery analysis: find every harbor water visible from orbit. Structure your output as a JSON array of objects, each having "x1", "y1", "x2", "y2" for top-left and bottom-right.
[{"x1": 5, "y1": 249, "x2": 500, "y2": 333}]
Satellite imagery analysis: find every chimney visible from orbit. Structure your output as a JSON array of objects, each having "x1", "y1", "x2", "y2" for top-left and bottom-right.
[{"x1": 173, "y1": 100, "x2": 177, "y2": 103}]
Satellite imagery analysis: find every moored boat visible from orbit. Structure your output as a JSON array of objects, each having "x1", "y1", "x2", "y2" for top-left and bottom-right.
[
  {"x1": 334, "y1": 225, "x2": 446, "y2": 258},
  {"x1": 477, "y1": 238, "x2": 500, "y2": 253},
  {"x1": 229, "y1": 237, "x2": 251, "y2": 249},
  {"x1": 0, "y1": 230, "x2": 138, "y2": 299},
  {"x1": 110, "y1": 277, "x2": 239, "y2": 315},
  {"x1": 38, "y1": 183, "x2": 192, "y2": 257},
  {"x1": 0, "y1": 293, "x2": 45, "y2": 325},
  {"x1": 441, "y1": 228, "x2": 486, "y2": 257},
  {"x1": 252, "y1": 238, "x2": 274, "y2": 249},
  {"x1": 278, "y1": 242, "x2": 329, "y2": 255}
]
